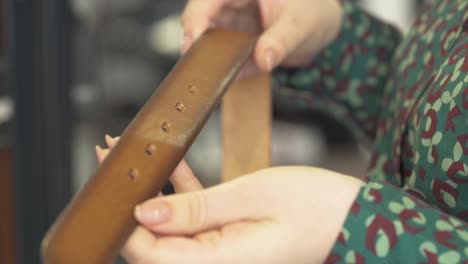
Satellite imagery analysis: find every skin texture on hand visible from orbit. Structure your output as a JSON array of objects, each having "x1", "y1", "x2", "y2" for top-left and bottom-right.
[
  {"x1": 96, "y1": 135, "x2": 363, "y2": 264},
  {"x1": 180, "y1": 0, "x2": 343, "y2": 77}
]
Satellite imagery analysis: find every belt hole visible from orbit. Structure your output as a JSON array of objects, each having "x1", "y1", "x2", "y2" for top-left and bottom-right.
[
  {"x1": 145, "y1": 144, "x2": 156, "y2": 156},
  {"x1": 161, "y1": 122, "x2": 171, "y2": 132},
  {"x1": 188, "y1": 85, "x2": 197, "y2": 94},
  {"x1": 128, "y1": 168, "x2": 138, "y2": 181},
  {"x1": 175, "y1": 102, "x2": 185, "y2": 112}
]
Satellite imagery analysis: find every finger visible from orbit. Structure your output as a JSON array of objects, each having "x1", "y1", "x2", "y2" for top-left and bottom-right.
[
  {"x1": 105, "y1": 134, "x2": 120, "y2": 149},
  {"x1": 100, "y1": 148, "x2": 110, "y2": 162},
  {"x1": 134, "y1": 175, "x2": 270, "y2": 235},
  {"x1": 97, "y1": 135, "x2": 120, "y2": 164},
  {"x1": 122, "y1": 225, "x2": 210, "y2": 263},
  {"x1": 169, "y1": 160, "x2": 203, "y2": 193},
  {"x1": 123, "y1": 223, "x2": 275, "y2": 264},
  {"x1": 124, "y1": 232, "x2": 210, "y2": 264},
  {"x1": 121, "y1": 226, "x2": 159, "y2": 263},
  {"x1": 254, "y1": 11, "x2": 311, "y2": 71},
  {"x1": 180, "y1": 0, "x2": 227, "y2": 53},
  {"x1": 95, "y1": 145, "x2": 104, "y2": 164}
]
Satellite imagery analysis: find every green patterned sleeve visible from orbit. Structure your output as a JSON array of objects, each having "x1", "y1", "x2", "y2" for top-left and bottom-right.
[
  {"x1": 327, "y1": 180, "x2": 468, "y2": 263},
  {"x1": 273, "y1": 2, "x2": 401, "y2": 145}
]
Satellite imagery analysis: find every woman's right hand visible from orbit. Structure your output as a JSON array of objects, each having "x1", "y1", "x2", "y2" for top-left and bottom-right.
[{"x1": 181, "y1": 0, "x2": 343, "y2": 76}]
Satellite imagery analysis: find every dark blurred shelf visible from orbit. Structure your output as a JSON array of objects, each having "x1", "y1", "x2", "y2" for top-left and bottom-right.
[
  {"x1": 8, "y1": 0, "x2": 73, "y2": 262},
  {"x1": 0, "y1": 146, "x2": 15, "y2": 264}
]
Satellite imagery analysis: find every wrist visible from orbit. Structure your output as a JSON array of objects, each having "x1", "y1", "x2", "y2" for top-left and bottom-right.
[{"x1": 318, "y1": 171, "x2": 363, "y2": 261}]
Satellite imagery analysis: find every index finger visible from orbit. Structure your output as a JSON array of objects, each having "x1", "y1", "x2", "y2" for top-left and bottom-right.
[
  {"x1": 121, "y1": 226, "x2": 158, "y2": 263},
  {"x1": 180, "y1": 0, "x2": 227, "y2": 53},
  {"x1": 169, "y1": 160, "x2": 203, "y2": 193}
]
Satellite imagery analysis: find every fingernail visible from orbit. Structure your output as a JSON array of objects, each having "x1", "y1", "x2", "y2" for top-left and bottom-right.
[
  {"x1": 264, "y1": 48, "x2": 277, "y2": 71},
  {"x1": 135, "y1": 203, "x2": 170, "y2": 225}
]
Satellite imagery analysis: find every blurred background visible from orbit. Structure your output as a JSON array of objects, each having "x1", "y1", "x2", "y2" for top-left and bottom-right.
[{"x1": 0, "y1": 0, "x2": 417, "y2": 263}]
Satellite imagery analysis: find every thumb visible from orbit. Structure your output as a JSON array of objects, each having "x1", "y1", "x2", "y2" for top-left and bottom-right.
[
  {"x1": 134, "y1": 176, "x2": 269, "y2": 235},
  {"x1": 254, "y1": 12, "x2": 309, "y2": 72}
]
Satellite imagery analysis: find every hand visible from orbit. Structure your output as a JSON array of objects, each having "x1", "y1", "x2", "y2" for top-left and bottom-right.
[
  {"x1": 120, "y1": 165, "x2": 363, "y2": 263},
  {"x1": 95, "y1": 135, "x2": 204, "y2": 259},
  {"x1": 181, "y1": 0, "x2": 343, "y2": 76}
]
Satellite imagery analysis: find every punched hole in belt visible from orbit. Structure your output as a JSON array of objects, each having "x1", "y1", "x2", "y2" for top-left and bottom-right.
[
  {"x1": 188, "y1": 84, "x2": 197, "y2": 94},
  {"x1": 175, "y1": 102, "x2": 185, "y2": 112},
  {"x1": 128, "y1": 168, "x2": 138, "y2": 181},
  {"x1": 161, "y1": 122, "x2": 171, "y2": 132},
  {"x1": 145, "y1": 144, "x2": 156, "y2": 156}
]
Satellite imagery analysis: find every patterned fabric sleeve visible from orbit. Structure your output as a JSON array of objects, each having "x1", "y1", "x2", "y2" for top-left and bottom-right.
[
  {"x1": 328, "y1": 20, "x2": 468, "y2": 261},
  {"x1": 273, "y1": 2, "x2": 401, "y2": 146},
  {"x1": 327, "y1": 180, "x2": 468, "y2": 263}
]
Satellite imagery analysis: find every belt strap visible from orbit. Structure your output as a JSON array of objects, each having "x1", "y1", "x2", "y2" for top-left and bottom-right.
[
  {"x1": 222, "y1": 73, "x2": 271, "y2": 181},
  {"x1": 42, "y1": 29, "x2": 257, "y2": 264}
]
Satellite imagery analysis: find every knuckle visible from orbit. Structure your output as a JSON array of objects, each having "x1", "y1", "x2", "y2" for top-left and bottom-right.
[
  {"x1": 186, "y1": 192, "x2": 207, "y2": 230},
  {"x1": 275, "y1": 30, "x2": 297, "y2": 51}
]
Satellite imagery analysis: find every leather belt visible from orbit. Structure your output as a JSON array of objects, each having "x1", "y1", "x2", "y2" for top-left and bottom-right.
[
  {"x1": 42, "y1": 29, "x2": 262, "y2": 264},
  {"x1": 222, "y1": 73, "x2": 271, "y2": 181}
]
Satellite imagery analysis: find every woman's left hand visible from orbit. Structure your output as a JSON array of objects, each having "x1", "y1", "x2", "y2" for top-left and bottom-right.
[
  {"x1": 95, "y1": 135, "x2": 204, "y2": 261},
  {"x1": 120, "y1": 162, "x2": 363, "y2": 263}
]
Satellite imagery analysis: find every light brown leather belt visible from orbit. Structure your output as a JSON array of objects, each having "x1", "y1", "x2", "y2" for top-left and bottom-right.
[
  {"x1": 42, "y1": 29, "x2": 271, "y2": 263},
  {"x1": 222, "y1": 73, "x2": 271, "y2": 181}
]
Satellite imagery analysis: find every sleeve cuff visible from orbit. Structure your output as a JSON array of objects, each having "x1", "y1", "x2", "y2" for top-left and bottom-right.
[{"x1": 326, "y1": 180, "x2": 468, "y2": 263}]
